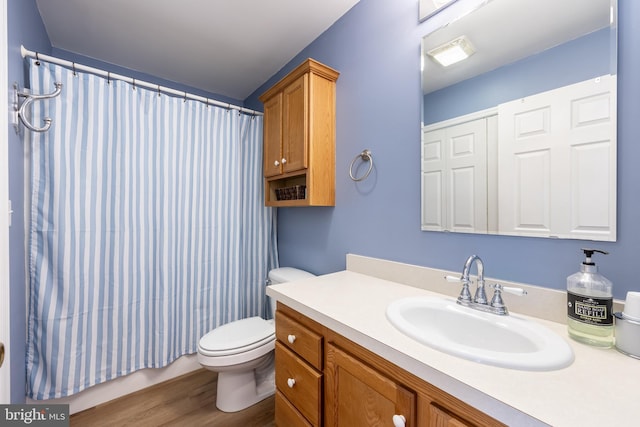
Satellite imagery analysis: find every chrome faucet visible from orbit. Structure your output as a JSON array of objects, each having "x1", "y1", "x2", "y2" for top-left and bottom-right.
[
  {"x1": 462, "y1": 254, "x2": 488, "y2": 305},
  {"x1": 446, "y1": 255, "x2": 527, "y2": 315}
]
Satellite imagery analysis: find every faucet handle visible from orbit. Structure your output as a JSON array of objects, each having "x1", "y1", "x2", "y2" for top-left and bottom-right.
[
  {"x1": 492, "y1": 283, "x2": 527, "y2": 296},
  {"x1": 489, "y1": 284, "x2": 527, "y2": 315},
  {"x1": 444, "y1": 275, "x2": 472, "y2": 304}
]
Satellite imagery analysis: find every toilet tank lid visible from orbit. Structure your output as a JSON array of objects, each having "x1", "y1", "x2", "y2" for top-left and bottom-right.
[{"x1": 268, "y1": 267, "x2": 315, "y2": 284}]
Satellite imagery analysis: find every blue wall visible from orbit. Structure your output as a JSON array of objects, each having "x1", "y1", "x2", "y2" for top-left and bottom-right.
[
  {"x1": 245, "y1": 0, "x2": 640, "y2": 301},
  {"x1": 7, "y1": 0, "x2": 51, "y2": 404}
]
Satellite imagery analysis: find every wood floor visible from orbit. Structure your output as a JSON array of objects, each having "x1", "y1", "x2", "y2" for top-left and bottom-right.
[{"x1": 70, "y1": 369, "x2": 275, "y2": 427}]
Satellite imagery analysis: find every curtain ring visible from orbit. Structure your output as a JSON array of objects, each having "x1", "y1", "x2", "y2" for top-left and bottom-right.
[
  {"x1": 349, "y1": 149, "x2": 374, "y2": 182},
  {"x1": 183, "y1": 92, "x2": 187, "y2": 103},
  {"x1": 35, "y1": 52, "x2": 41, "y2": 66},
  {"x1": 157, "y1": 85, "x2": 161, "y2": 97},
  {"x1": 72, "y1": 62, "x2": 77, "y2": 76},
  {"x1": 132, "y1": 78, "x2": 136, "y2": 90},
  {"x1": 107, "y1": 72, "x2": 111, "y2": 84},
  {"x1": 206, "y1": 97, "x2": 210, "y2": 107}
]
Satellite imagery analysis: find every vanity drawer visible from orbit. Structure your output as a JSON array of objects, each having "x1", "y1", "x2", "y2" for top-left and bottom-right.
[
  {"x1": 276, "y1": 310, "x2": 323, "y2": 369},
  {"x1": 275, "y1": 390, "x2": 313, "y2": 427},
  {"x1": 275, "y1": 341, "x2": 322, "y2": 426}
]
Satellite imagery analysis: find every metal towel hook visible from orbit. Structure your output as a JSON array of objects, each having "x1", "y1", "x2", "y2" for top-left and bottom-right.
[
  {"x1": 349, "y1": 149, "x2": 374, "y2": 182},
  {"x1": 14, "y1": 81, "x2": 63, "y2": 133}
]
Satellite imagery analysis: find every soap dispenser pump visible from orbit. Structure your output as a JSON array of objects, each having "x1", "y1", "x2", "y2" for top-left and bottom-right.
[{"x1": 567, "y1": 248, "x2": 613, "y2": 348}]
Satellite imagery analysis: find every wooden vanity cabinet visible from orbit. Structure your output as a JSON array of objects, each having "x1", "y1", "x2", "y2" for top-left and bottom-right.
[
  {"x1": 274, "y1": 308, "x2": 324, "y2": 426},
  {"x1": 325, "y1": 343, "x2": 416, "y2": 426},
  {"x1": 259, "y1": 58, "x2": 339, "y2": 207},
  {"x1": 429, "y1": 404, "x2": 475, "y2": 427},
  {"x1": 275, "y1": 303, "x2": 505, "y2": 427}
]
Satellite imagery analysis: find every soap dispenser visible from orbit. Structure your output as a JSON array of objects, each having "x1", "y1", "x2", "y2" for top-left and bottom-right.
[{"x1": 567, "y1": 248, "x2": 613, "y2": 347}]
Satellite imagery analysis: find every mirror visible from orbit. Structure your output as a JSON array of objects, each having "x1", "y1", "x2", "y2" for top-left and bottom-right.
[
  {"x1": 421, "y1": 0, "x2": 617, "y2": 241},
  {"x1": 419, "y1": 0, "x2": 458, "y2": 22}
]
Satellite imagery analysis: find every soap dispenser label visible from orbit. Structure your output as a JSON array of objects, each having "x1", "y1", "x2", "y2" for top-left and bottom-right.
[{"x1": 567, "y1": 291, "x2": 613, "y2": 326}]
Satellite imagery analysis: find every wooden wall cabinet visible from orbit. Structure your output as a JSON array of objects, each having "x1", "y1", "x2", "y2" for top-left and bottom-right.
[
  {"x1": 259, "y1": 59, "x2": 339, "y2": 207},
  {"x1": 275, "y1": 304, "x2": 505, "y2": 427}
]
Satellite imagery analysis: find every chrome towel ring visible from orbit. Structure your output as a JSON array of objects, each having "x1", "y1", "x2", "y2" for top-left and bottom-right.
[{"x1": 349, "y1": 149, "x2": 373, "y2": 182}]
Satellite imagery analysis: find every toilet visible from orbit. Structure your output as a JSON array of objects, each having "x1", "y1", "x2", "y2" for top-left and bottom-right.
[{"x1": 197, "y1": 267, "x2": 315, "y2": 412}]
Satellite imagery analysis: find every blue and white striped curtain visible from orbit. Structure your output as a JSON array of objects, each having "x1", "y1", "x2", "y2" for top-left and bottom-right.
[{"x1": 26, "y1": 58, "x2": 278, "y2": 399}]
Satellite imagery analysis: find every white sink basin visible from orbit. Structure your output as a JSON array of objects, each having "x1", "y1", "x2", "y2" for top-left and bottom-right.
[{"x1": 386, "y1": 296, "x2": 574, "y2": 371}]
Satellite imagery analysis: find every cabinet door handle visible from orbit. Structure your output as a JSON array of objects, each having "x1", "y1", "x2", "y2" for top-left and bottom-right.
[
  {"x1": 274, "y1": 160, "x2": 280, "y2": 167},
  {"x1": 392, "y1": 415, "x2": 406, "y2": 427},
  {"x1": 287, "y1": 334, "x2": 296, "y2": 344},
  {"x1": 392, "y1": 414, "x2": 406, "y2": 427},
  {"x1": 287, "y1": 378, "x2": 296, "y2": 388},
  {"x1": 281, "y1": 158, "x2": 287, "y2": 164}
]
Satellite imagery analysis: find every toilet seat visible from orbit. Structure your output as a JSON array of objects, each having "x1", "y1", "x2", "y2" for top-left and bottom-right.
[{"x1": 198, "y1": 316, "x2": 275, "y2": 357}]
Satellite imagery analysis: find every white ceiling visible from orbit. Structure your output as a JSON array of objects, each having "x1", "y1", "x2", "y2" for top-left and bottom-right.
[{"x1": 35, "y1": 0, "x2": 360, "y2": 100}]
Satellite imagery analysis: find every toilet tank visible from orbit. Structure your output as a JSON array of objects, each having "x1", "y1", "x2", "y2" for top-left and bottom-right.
[{"x1": 267, "y1": 267, "x2": 315, "y2": 317}]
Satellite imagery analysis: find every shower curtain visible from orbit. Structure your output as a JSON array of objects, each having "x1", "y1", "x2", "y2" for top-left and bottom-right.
[{"x1": 25, "y1": 58, "x2": 278, "y2": 399}]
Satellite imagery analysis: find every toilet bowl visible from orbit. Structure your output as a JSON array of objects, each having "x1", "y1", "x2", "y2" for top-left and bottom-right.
[{"x1": 197, "y1": 267, "x2": 315, "y2": 412}]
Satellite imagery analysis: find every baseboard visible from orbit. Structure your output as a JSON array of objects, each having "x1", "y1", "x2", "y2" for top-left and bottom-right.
[{"x1": 27, "y1": 354, "x2": 201, "y2": 415}]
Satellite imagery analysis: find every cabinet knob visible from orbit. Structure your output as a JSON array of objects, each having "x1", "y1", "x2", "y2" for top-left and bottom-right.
[
  {"x1": 281, "y1": 158, "x2": 287, "y2": 164},
  {"x1": 287, "y1": 378, "x2": 296, "y2": 388},
  {"x1": 287, "y1": 334, "x2": 296, "y2": 344},
  {"x1": 274, "y1": 160, "x2": 280, "y2": 167},
  {"x1": 392, "y1": 414, "x2": 406, "y2": 427}
]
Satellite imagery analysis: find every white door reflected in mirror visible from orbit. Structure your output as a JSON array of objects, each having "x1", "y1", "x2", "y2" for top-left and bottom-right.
[{"x1": 420, "y1": 0, "x2": 617, "y2": 241}]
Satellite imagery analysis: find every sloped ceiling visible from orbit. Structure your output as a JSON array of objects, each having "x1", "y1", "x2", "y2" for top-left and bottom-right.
[{"x1": 35, "y1": 0, "x2": 360, "y2": 100}]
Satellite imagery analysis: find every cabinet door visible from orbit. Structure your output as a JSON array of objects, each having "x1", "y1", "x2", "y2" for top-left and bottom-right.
[
  {"x1": 275, "y1": 391, "x2": 313, "y2": 427},
  {"x1": 282, "y1": 74, "x2": 308, "y2": 174},
  {"x1": 263, "y1": 93, "x2": 283, "y2": 177},
  {"x1": 276, "y1": 310, "x2": 323, "y2": 370},
  {"x1": 326, "y1": 343, "x2": 415, "y2": 427},
  {"x1": 276, "y1": 342, "x2": 322, "y2": 426},
  {"x1": 429, "y1": 404, "x2": 473, "y2": 427}
]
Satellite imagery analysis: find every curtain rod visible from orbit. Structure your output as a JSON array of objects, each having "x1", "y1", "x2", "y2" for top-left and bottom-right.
[{"x1": 21, "y1": 45, "x2": 263, "y2": 116}]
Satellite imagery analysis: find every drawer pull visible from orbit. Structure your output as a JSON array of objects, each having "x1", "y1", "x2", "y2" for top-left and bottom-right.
[
  {"x1": 287, "y1": 378, "x2": 296, "y2": 388},
  {"x1": 392, "y1": 414, "x2": 406, "y2": 427},
  {"x1": 274, "y1": 160, "x2": 280, "y2": 167},
  {"x1": 281, "y1": 158, "x2": 287, "y2": 164},
  {"x1": 287, "y1": 334, "x2": 296, "y2": 344}
]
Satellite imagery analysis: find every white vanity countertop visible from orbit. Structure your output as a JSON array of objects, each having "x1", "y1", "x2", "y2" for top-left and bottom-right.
[{"x1": 267, "y1": 270, "x2": 640, "y2": 427}]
